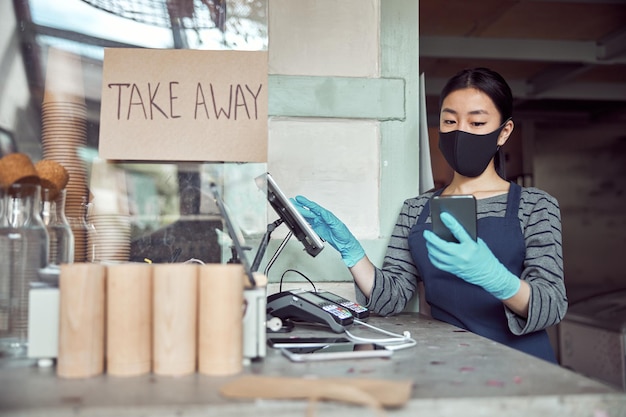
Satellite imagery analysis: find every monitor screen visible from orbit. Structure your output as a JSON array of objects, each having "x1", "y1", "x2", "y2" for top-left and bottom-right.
[
  {"x1": 255, "y1": 173, "x2": 324, "y2": 257},
  {"x1": 209, "y1": 182, "x2": 257, "y2": 287}
]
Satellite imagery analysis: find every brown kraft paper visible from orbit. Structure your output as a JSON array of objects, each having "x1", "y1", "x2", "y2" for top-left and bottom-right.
[{"x1": 219, "y1": 375, "x2": 413, "y2": 415}]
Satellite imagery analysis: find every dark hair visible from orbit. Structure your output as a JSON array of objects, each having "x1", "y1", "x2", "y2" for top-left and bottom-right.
[{"x1": 439, "y1": 68, "x2": 513, "y2": 178}]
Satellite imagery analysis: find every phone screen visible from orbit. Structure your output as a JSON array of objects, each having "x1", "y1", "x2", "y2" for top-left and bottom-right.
[
  {"x1": 267, "y1": 336, "x2": 351, "y2": 348},
  {"x1": 431, "y1": 195, "x2": 477, "y2": 242},
  {"x1": 284, "y1": 343, "x2": 388, "y2": 354}
]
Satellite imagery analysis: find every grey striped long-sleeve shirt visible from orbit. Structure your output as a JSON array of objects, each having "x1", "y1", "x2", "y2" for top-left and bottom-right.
[{"x1": 355, "y1": 187, "x2": 568, "y2": 336}]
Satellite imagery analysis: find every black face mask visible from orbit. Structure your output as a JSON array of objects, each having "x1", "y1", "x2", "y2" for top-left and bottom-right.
[{"x1": 438, "y1": 120, "x2": 509, "y2": 177}]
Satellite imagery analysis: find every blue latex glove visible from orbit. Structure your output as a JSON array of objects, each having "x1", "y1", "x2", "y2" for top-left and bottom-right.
[
  {"x1": 291, "y1": 195, "x2": 365, "y2": 268},
  {"x1": 423, "y1": 212, "x2": 520, "y2": 300}
]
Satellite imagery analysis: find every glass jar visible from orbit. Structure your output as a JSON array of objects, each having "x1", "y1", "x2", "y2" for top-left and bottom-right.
[
  {"x1": 0, "y1": 183, "x2": 49, "y2": 358},
  {"x1": 41, "y1": 188, "x2": 74, "y2": 266},
  {"x1": 67, "y1": 196, "x2": 96, "y2": 263}
]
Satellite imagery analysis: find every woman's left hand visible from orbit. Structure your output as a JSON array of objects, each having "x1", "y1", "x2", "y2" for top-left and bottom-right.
[{"x1": 423, "y1": 212, "x2": 520, "y2": 300}]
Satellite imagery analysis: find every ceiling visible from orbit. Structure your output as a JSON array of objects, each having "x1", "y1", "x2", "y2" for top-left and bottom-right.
[
  {"x1": 419, "y1": 0, "x2": 626, "y2": 126},
  {"x1": 12, "y1": 0, "x2": 626, "y2": 128},
  {"x1": 13, "y1": 0, "x2": 268, "y2": 119}
]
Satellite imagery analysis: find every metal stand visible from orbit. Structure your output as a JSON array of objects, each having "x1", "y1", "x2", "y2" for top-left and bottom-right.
[{"x1": 263, "y1": 230, "x2": 293, "y2": 277}]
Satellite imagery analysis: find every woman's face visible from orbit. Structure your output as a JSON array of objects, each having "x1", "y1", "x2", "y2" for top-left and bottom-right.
[{"x1": 439, "y1": 87, "x2": 512, "y2": 146}]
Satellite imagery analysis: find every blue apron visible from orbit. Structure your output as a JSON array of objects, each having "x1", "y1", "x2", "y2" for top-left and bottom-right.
[{"x1": 408, "y1": 182, "x2": 556, "y2": 363}]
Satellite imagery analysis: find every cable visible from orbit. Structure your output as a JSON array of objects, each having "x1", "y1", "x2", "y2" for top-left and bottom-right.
[
  {"x1": 343, "y1": 319, "x2": 417, "y2": 351},
  {"x1": 278, "y1": 269, "x2": 317, "y2": 293},
  {"x1": 184, "y1": 258, "x2": 206, "y2": 264}
]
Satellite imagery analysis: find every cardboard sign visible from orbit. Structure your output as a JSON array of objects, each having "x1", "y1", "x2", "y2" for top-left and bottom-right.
[{"x1": 98, "y1": 49, "x2": 268, "y2": 162}]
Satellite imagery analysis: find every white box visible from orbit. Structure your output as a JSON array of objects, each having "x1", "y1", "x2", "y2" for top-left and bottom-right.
[
  {"x1": 27, "y1": 286, "x2": 59, "y2": 359},
  {"x1": 243, "y1": 287, "x2": 267, "y2": 360}
]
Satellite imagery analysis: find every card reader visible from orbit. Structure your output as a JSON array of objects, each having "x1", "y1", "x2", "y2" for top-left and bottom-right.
[
  {"x1": 313, "y1": 290, "x2": 370, "y2": 319},
  {"x1": 266, "y1": 291, "x2": 353, "y2": 333}
]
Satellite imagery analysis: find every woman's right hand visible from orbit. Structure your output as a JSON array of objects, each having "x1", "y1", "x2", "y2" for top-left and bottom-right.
[{"x1": 291, "y1": 195, "x2": 365, "y2": 268}]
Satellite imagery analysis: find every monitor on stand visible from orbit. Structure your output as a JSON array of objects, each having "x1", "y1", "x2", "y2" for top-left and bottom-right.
[{"x1": 251, "y1": 172, "x2": 324, "y2": 273}]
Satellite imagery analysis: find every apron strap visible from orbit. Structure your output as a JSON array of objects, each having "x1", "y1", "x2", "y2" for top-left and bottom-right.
[
  {"x1": 417, "y1": 188, "x2": 444, "y2": 225},
  {"x1": 505, "y1": 182, "x2": 521, "y2": 226}
]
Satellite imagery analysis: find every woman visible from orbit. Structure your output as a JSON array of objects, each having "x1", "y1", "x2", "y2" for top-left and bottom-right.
[{"x1": 292, "y1": 67, "x2": 568, "y2": 363}]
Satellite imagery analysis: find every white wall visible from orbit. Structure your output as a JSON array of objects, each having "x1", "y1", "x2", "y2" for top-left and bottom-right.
[
  {"x1": 534, "y1": 121, "x2": 626, "y2": 303},
  {"x1": 268, "y1": 118, "x2": 380, "y2": 239},
  {"x1": 268, "y1": 0, "x2": 379, "y2": 77}
]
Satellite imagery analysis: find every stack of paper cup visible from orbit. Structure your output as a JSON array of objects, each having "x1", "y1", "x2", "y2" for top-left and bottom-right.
[
  {"x1": 89, "y1": 213, "x2": 131, "y2": 262},
  {"x1": 40, "y1": 47, "x2": 90, "y2": 261},
  {"x1": 88, "y1": 158, "x2": 131, "y2": 262}
]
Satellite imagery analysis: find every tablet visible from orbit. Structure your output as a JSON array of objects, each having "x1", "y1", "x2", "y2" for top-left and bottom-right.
[
  {"x1": 255, "y1": 172, "x2": 324, "y2": 257},
  {"x1": 267, "y1": 336, "x2": 351, "y2": 348},
  {"x1": 281, "y1": 343, "x2": 392, "y2": 362}
]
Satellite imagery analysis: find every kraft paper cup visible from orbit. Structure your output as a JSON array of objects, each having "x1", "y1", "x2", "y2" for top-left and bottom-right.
[
  {"x1": 153, "y1": 263, "x2": 198, "y2": 376},
  {"x1": 198, "y1": 264, "x2": 245, "y2": 376},
  {"x1": 57, "y1": 263, "x2": 106, "y2": 378},
  {"x1": 106, "y1": 263, "x2": 153, "y2": 377}
]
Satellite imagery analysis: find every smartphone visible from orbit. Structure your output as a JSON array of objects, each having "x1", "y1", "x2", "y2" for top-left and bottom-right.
[
  {"x1": 431, "y1": 195, "x2": 477, "y2": 242},
  {"x1": 281, "y1": 343, "x2": 392, "y2": 362},
  {"x1": 267, "y1": 336, "x2": 351, "y2": 348}
]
